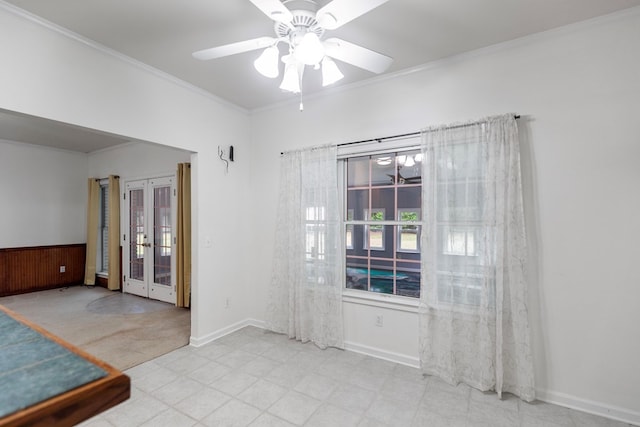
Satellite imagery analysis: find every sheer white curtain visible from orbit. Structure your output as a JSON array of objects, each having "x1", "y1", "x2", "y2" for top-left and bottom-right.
[
  {"x1": 419, "y1": 114, "x2": 535, "y2": 401},
  {"x1": 266, "y1": 145, "x2": 344, "y2": 349}
]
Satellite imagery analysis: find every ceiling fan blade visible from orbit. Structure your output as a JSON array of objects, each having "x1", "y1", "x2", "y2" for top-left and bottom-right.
[
  {"x1": 316, "y1": 0, "x2": 389, "y2": 30},
  {"x1": 192, "y1": 37, "x2": 275, "y2": 60},
  {"x1": 248, "y1": 0, "x2": 293, "y2": 23},
  {"x1": 324, "y1": 38, "x2": 393, "y2": 74}
]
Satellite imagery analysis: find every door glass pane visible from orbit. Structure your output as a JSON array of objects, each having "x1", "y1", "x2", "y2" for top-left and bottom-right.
[
  {"x1": 100, "y1": 184, "x2": 109, "y2": 272},
  {"x1": 129, "y1": 189, "x2": 144, "y2": 280},
  {"x1": 154, "y1": 186, "x2": 171, "y2": 285}
]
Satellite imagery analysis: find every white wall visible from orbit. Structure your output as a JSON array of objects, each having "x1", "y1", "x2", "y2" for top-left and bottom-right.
[
  {"x1": 250, "y1": 7, "x2": 640, "y2": 422},
  {"x1": 88, "y1": 141, "x2": 191, "y2": 180},
  {"x1": 0, "y1": 140, "x2": 87, "y2": 247},
  {"x1": 0, "y1": 5, "x2": 254, "y2": 343}
]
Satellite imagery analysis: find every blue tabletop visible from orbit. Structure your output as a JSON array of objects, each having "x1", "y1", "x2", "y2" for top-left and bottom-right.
[{"x1": 0, "y1": 311, "x2": 107, "y2": 418}]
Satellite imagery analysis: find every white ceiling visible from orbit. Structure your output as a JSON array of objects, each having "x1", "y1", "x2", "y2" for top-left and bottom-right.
[
  {"x1": 0, "y1": 109, "x2": 132, "y2": 153},
  {"x1": 1, "y1": 0, "x2": 640, "y2": 151}
]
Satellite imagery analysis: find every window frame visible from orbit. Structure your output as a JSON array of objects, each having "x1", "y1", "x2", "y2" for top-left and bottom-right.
[{"x1": 397, "y1": 208, "x2": 421, "y2": 254}]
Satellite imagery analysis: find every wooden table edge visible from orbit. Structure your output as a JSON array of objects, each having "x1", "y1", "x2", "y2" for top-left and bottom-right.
[{"x1": 0, "y1": 304, "x2": 130, "y2": 427}]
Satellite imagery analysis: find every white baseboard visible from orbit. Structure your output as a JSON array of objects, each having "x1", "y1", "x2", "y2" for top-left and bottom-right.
[
  {"x1": 344, "y1": 340, "x2": 420, "y2": 368},
  {"x1": 189, "y1": 318, "x2": 265, "y2": 347},
  {"x1": 189, "y1": 318, "x2": 420, "y2": 369},
  {"x1": 537, "y1": 389, "x2": 640, "y2": 426},
  {"x1": 246, "y1": 318, "x2": 266, "y2": 329}
]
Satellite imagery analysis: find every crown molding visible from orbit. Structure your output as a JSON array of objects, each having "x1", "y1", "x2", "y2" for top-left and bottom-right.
[{"x1": 0, "y1": 0, "x2": 249, "y2": 115}]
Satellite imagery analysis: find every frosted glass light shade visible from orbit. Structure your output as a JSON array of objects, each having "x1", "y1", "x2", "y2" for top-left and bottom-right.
[
  {"x1": 279, "y1": 62, "x2": 300, "y2": 93},
  {"x1": 376, "y1": 156, "x2": 392, "y2": 166},
  {"x1": 254, "y1": 46, "x2": 280, "y2": 78},
  {"x1": 321, "y1": 57, "x2": 344, "y2": 87},
  {"x1": 295, "y1": 32, "x2": 324, "y2": 65}
]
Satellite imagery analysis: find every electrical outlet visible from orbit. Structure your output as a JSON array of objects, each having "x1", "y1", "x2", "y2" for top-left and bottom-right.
[
  {"x1": 59, "y1": 266, "x2": 66, "y2": 273},
  {"x1": 225, "y1": 298, "x2": 230, "y2": 309},
  {"x1": 375, "y1": 315, "x2": 383, "y2": 327}
]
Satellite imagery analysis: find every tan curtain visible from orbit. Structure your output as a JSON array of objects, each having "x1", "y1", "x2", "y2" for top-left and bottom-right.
[
  {"x1": 176, "y1": 163, "x2": 192, "y2": 308},
  {"x1": 107, "y1": 175, "x2": 121, "y2": 290},
  {"x1": 84, "y1": 179, "x2": 100, "y2": 285}
]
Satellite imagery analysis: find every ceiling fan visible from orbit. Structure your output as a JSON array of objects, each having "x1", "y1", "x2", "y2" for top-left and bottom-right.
[{"x1": 192, "y1": 0, "x2": 393, "y2": 102}]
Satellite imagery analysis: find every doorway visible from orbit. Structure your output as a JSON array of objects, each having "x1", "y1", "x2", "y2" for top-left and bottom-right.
[{"x1": 123, "y1": 176, "x2": 176, "y2": 304}]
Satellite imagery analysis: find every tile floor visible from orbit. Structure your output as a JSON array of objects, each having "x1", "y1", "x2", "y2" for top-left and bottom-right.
[{"x1": 80, "y1": 327, "x2": 630, "y2": 427}]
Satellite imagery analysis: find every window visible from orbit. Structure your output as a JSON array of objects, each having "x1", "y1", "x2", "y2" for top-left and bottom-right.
[
  {"x1": 98, "y1": 182, "x2": 109, "y2": 274},
  {"x1": 344, "y1": 149, "x2": 422, "y2": 298},
  {"x1": 364, "y1": 208, "x2": 385, "y2": 250},
  {"x1": 304, "y1": 205, "x2": 330, "y2": 286},
  {"x1": 433, "y1": 139, "x2": 492, "y2": 309},
  {"x1": 442, "y1": 227, "x2": 476, "y2": 256},
  {"x1": 398, "y1": 209, "x2": 420, "y2": 253},
  {"x1": 305, "y1": 206, "x2": 326, "y2": 260}
]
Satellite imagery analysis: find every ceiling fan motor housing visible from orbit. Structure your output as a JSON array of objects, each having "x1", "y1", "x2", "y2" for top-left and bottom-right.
[{"x1": 275, "y1": 9, "x2": 324, "y2": 43}]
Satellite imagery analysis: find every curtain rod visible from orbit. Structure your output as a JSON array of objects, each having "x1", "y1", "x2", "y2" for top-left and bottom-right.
[
  {"x1": 93, "y1": 175, "x2": 120, "y2": 181},
  {"x1": 280, "y1": 115, "x2": 520, "y2": 155},
  {"x1": 337, "y1": 115, "x2": 521, "y2": 148}
]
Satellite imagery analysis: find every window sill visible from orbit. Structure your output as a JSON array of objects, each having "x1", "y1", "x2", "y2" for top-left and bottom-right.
[
  {"x1": 342, "y1": 289, "x2": 419, "y2": 313},
  {"x1": 96, "y1": 273, "x2": 109, "y2": 278}
]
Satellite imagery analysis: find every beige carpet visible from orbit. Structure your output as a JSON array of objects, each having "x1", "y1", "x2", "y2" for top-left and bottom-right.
[{"x1": 0, "y1": 285, "x2": 190, "y2": 371}]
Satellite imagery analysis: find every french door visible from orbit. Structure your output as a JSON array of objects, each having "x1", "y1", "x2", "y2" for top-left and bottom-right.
[{"x1": 123, "y1": 176, "x2": 176, "y2": 304}]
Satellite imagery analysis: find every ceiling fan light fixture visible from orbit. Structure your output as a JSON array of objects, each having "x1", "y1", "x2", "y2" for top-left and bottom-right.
[
  {"x1": 193, "y1": 0, "x2": 394, "y2": 108},
  {"x1": 321, "y1": 56, "x2": 344, "y2": 86},
  {"x1": 376, "y1": 156, "x2": 392, "y2": 166},
  {"x1": 279, "y1": 62, "x2": 301, "y2": 93},
  {"x1": 295, "y1": 32, "x2": 325, "y2": 65},
  {"x1": 254, "y1": 45, "x2": 280, "y2": 78}
]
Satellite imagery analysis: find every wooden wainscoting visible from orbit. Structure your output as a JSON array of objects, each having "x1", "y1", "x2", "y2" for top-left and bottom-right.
[{"x1": 0, "y1": 244, "x2": 86, "y2": 297}]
